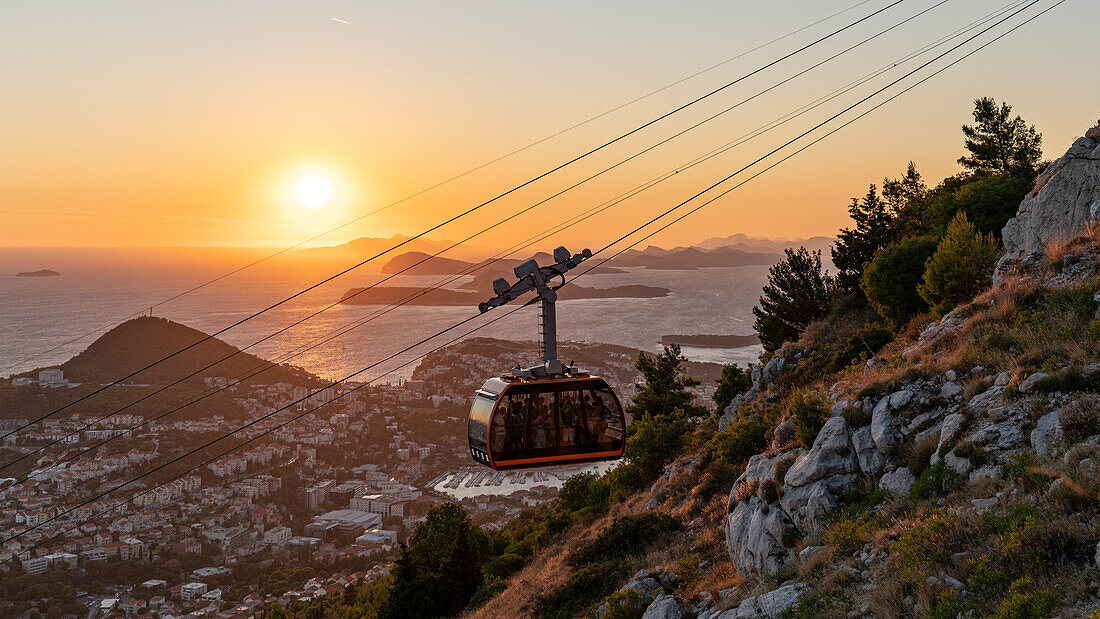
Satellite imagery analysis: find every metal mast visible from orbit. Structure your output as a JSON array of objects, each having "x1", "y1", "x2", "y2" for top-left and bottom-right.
[{"x1": 478, "y1": 246, "x2": 591, "y2": 377}]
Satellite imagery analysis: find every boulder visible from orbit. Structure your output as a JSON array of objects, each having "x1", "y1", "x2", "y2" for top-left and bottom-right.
[
  {"x1": 940, "y1": 381, "x2": 963, "y2": 400},
  {"x1": 1031, "y1": 411, "x2": 1062, "y2": 459},
  {"x1": 967, "y1": 385, "x2": 1006, "y2": 411},
  {"x1": 727, "y1": 583, "x2": 802, "y2": 618},
  {"x1": 879, "y1": 467, "x2": 916, "y2": 496},
  {"x1": 725, "y1": 496, "x2": 795, "y2": 578},
  {"x1": 1018, "y1": 372, "x2": 1048, "y2": 394},
  {"x1": 937, "y1": 413, "x2": 966, "y2": 453},
  {"x1": 871, "y1": 398, "x2": 896, "y2": 451},
  {"x1": 784, "y1": 417, "x2": 859, "y2": 486},
  {"x1": 643, "y1": 593, "x2": 684, "y2": 619},
  {"x1": 944, "y1": 451, "x2": 973, "y2": 476},
  {"x1": 850, "y1": 426, "x2": 886, "y2": 476},
  {"x1": 998, "y1": 123, "x2": 1100, "y2": 277},
  {"x1": 781, "y1": 477, "x2": 856, "y2": 533},
  {"x1": 799, "y1": 545, "x2": 829, "y2": 563},
  {"x1": 620, "y1": 575, "x2": 663, "y2": 609},
  {"x1": 773, "y1": 419, "x2": 796, "y2": 445}
]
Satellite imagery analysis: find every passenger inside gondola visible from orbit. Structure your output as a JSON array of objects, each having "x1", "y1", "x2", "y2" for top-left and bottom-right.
[
  {"x1": 491, "y1": 404, "x2": 507, "y2": 453},
  {"x1": 506, "y1": 394, "x2": 527, "y2": 453}
]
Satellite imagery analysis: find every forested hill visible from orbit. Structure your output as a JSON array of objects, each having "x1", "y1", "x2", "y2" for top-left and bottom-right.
[{"x1": 39, "y1": 316, "x2": 320, "y2": 388}]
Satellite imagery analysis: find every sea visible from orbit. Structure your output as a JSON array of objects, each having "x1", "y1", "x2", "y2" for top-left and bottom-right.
[{"x1": 0, "y1": 247, "x2": 769, "y2": 383}]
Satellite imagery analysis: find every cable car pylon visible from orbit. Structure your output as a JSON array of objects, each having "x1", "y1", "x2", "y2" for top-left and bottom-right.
[
  {"x1": 479, "y1": 246, "x2": 591, "y2": 377},
  {"x1": 470, "y1": 247, "x2": 625, "y2": 470}
]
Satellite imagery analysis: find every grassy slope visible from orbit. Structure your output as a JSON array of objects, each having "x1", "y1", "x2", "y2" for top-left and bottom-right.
[{"x1": 473, "y1": 234, "x2": 1100, "y2": 618}]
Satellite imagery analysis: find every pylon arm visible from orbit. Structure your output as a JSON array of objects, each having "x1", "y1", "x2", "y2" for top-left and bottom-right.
[{"x1": 477, "y1": 246, "x2": 591, "y2": 377}]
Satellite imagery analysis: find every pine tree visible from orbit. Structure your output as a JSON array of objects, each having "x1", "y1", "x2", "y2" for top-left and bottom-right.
[
  {"x1": 713, "y1": 363, "x2": 752, "y2": 412},
  {"x1": 918, "y1": 212, "x2": 1001, "y2": 316},
  {"x1": 831, "y1": 185, "x2": 895, "y2": 294},
  {"x1": 881, "y1": 162, "x2": 928, "y2": 236},
  {"x1": 382, "y1": 503, "x2": 486, "y2": 618},
  {"x1": 753, "y1": 247, "x2": 834, "y2": 351},
  {"x1": 860, "y1": 235, "x2": 939, "y2": 328},
  {"x1": 626, "y1": 345, "x2": 704, "y2": 419},
  {"x1": 958, "y1": 97, "x2": 1043, "y2": 177}
]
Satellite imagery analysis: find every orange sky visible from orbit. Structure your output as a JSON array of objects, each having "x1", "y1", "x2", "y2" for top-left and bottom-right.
[{"x1": 1, "y1": 0, "x2": 1096, "y2": 250}]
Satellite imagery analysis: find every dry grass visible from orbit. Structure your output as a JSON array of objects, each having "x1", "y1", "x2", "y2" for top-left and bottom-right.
[
  {"x1": 1084, "y1": 220, "x2": 1100, "y2": 245},
  {"x1": 1044, "y1": 234, "x2": 1079, "y2": 265},
  {"x1": 470, "y1": 497, "x2": 640, "y2": 618},
  {"x1": 905, "y1": 430, "x2": 941, "y2": 475}
]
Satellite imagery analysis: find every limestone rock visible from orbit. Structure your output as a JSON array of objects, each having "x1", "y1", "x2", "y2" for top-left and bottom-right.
[
  {"x1": 1031, "y1": 411, "x2": 1062, "y2": 459},
  {"x1": 784, "y1": 417, "x2": 859, "y2": 486},
  {"x1": 871, "y1": 397, "x2": 896, "y2": 451},
  {"x1": 968, "y1": 385, "x2": 1006, "y2": 411},
  {"x1": 620, "y1": 575, "x2": 663, "y2": 609},
  {"x1": 940, "y1": 381, "x2": 963, "y2": 400},
  {"x1": 879, "y1": 467, "x2": 916, "y2": 496},
  {"x1": 851, "y1": 426, "x2": 886, "y2": 476},
  {"x1": 944, "y1": 451, "x2": 973, "y2": 476},
  {"x1": 719, "y1": 394, "x2": 746, "y2": 432},
  {"x1": 727, "y1": 583, "x2": 802, "y2": 618},
  {"x1": 799, "y1": 545, "x2": 829, "y2": 563},
  {"x1": 937, "y1": 413, "x2": 966, "y2": 453},
  {"x1": 781, "y1": 476, "x2": 856, "y2": 533},
  {"x1": 643, "y1": 593, "x2": 684, "y2": 619},
  {"x1": 773, "y1": 419, "x2": 795, "y2": 445},
  {"x1": 1018, "y1": 372, "x2": 1048, "y2": 394},
  {"x1": 725, "y1": 496, "x2": 795, "y2": 578},
  {"x1": 998, "y1": 125, "x2": 1100, "y2": 275}
]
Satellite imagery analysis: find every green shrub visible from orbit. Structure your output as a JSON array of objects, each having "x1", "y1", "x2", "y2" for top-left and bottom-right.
[
  {"x1": 826, "y1": 513, "x2": 875, "y2": 553},
  {"x1": 925, "y1": 173, "x2": 1032, "y2": 237},
  {"x1": 860, "y1": 235, "x2": 939, "y2": 328},
  {"x1": 673, "y1": 555, "x2": 701, "y2": 591},
  {"x1": 598, "y1": 588, "x2": 640, "y2": 619},
  {"x1": 789, "y1": 390, "x2": 830, "y2": 449},
  {"x1": 713, "y1": 363, "x2": 752, "y2": 412},
  {"x1": 609, "y1": 411, "x2": 692, "y2": 500},
  {"x1": 537, "y1": 560, "x2": 629, "y2": 619},
  {"x1": 909, "y1": 460, "x2": 960, "y2": 499},
  {"x1": 712, "y1": 404, "x2": 773, "y2": 464},
  {"x1": 989, "y1": 577, "x2": 1055, "y2": 619},
  {"x1": 1004, "y1": 452, "x2": 1043, "y2": 488},
  {"x1": 918, "y1": 212, "x2": 1001, "y2": 317},
  {"x1": 1044, "y1": 284, "x2": 1099, "y2": 320},
  {"x1": 1033, "y1": 369, "x2": 1099, "y2": 394},
  {"x1": 557, "y1": 473, "x2": 610, "y2": 516},
  {"x1": 482, "y1": 553, "x2": 527, "y2": 580},
  {"x1": 892, "y1": 510, "x2": 958, "y2": 571}
]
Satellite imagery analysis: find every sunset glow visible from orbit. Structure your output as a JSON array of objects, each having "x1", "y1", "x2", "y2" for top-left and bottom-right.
[{"x1": 294, "y1": 173, "x2": 336, "y2": 210}]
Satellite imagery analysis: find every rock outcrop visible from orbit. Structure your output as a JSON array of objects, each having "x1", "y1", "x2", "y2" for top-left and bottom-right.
[{"x1": 997, "y1": 119, "x2": 1100, "y2": 277}]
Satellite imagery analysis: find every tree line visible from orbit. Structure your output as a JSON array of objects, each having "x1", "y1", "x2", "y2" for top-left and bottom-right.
[{"x1": 752, "y1": 97, "x2": 1042, "y2": 352}]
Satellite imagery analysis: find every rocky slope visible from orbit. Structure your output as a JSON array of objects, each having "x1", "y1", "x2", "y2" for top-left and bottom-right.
[
  {"x1": 997, "y1": 119, "x2": 1100, "y2": 276},
  {"x1": 476, "y1": 121, "x2": 1100, "y2": 619}
]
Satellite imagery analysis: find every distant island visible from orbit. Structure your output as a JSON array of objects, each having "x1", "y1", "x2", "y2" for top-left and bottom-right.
[
  {"x1": 15, "y1": 269, "x2": 60, "y2": 278},
  {"x1": 340, "y1": 283, "x2": 669, "y2": 306},
  {"x1": 660, "y1": 333, "x2": 759, "y2": 348}
]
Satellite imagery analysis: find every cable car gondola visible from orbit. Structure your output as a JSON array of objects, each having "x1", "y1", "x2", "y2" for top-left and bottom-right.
[{"x1": 467, "y1": 247, "x2": 627, "y2": 470}]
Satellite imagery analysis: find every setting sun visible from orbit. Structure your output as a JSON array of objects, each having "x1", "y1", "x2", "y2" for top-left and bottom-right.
[{"x1": 293, "y1": 172, "x2": 335, "y2": 209}]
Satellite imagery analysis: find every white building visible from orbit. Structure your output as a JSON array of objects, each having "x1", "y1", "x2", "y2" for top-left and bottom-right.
[
  {"x1": 262, "y1": 526, "x2": 292, "y2": 545},
  {"x1": 180, "y1": 582, "x2": 208, "y2": 601},
  {"x1": 38, "y1": 368, "x2": 66, "y2": 386}
]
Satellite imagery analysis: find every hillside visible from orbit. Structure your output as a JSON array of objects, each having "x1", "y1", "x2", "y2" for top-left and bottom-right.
[
  {"x1": 262, "y1": 112, "x2": 1100, "y2": 619},
  {"x1": 463, "y1": 119, "x2": 1100, "y2": 618},
  {"x1": 31, "y1": 316, "x2": 319, "y2": 388}
]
